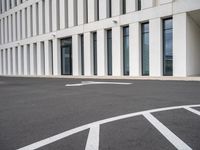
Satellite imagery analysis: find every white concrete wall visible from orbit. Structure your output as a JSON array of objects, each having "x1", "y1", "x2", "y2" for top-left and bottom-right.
[{"x1": 186, "y1": 14, "x2": 200, "y2": 76}]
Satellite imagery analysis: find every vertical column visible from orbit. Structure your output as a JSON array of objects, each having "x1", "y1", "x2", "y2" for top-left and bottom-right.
[
  {"x1": 7, "y1": 48, "x2": 11, "y2": 75},
  {"x1": 126, "y1": 0, "x2": 137, "y2": 13},
  {"x1": 68, "y1": 0, "x2": 76, "y2": 27},
  {"x1": 52, "y1": 38, "x2": 61, "y2": 75},
  {"x1": 18, "y1": 46, "x2": 22, "y2": 75},
  {"x1": 88, "y1": 0, "x2": 97, "y2": 22},
  {"x1": 27, "y1": 6, "x2": 31, "y2": 37},
  {"x1": 2, "y1": 0, "x2": 5, "y2": 12},
  {"x1": 38, "y1": 0, "x2": 44, "y2": 34},
  {"x1": 17, "y1": 0, "x2": 20, "y2": 5},
  {"x1": 97, "y1": 29, "x2": 107, "y2": 76},
  {"x1": 17, "y1": 11, "x2": 21, "y2": 40},
  {"x1": 32, "y1": 3, "x2": 37, "y2": 36},
  {"x1": 6, "y1": 0, "x2": 10, "y2": 11},
  {"x1": 112, "y1": 0, "x2": 122, "y2": 17},
  {"x1": 30, "y1": 43, "x2": 37, "y2": 75},
  {"x1": 11, "y1": 0, "x2": 15, "y2": 8},
  {"x1": 72, "y1": 34, "x2": 81, "y2": 76},
  {"x1": 173, "y1": 13, "x2": 187, "y2": 77},
  {"x1": 52, "y1": 0, "x2": 58, "y2": 31},
  {"x1": 12, "y1": 13, "x2": 16, "y2": 41},
  {"x1": 44, "y1": 40, "x2": 53, "y2": 75},
  {"x1": 3, "y1": 49, "x2": 6, "y2": 75},
  {"x1": 129, "y1": 22, "x2": 141, "y2": 76},
  {"x1": 22, "y1": 8, "x2": 26, "y2": 39},
  {"x1": 59, "y1": 0, "x2": 67, "y2": 29},
  {"x1": 8, "y1": 15, "x2": 12, "y2": 42},
  {"x1": 0, "y1": 50, "x2": 2, "y2": 75},
  {"x1": 45, "y1": 0, "x2": 50, "y2": 33},
  {"x1": 99, "y1": 0, "x2": 108, "y2": 20},
  {"x1": 112, "y1": 26, "x2": 123, "y2": 76},
  {"x1": 12, "y1": 46, "x2": 17, "y2": 75},
  {"x1": 36, "y1": 42, "x2": 44, "y2": 75},
  {"x1": 23, "y1": 45, "x2": 28, "y2": 75},
  {"x1": 84, "y1": 32, "x2": 93, "y2": 76},
  {"x1": 5, "y1": 17, "x2": 8, "y2": 43},
  {"x1": 1, "y1": 19, "x2": 3, "y2": 44},
  {"x1": 141, "y1": 0, "x2": 155, "y2": 10},
  {"x1": 77, "y1": 0, "x2": 85, "y2": 25},
  {"x1": 149, "y1": 18, "x2": 162, "y2": 76}
]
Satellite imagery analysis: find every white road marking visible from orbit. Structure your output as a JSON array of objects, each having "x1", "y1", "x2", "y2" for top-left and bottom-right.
[
  {"x1": 65, "y1": 81, "x2": 132, "y2": 87},
  {"x1": 143, "y1": 113, "x2": 192, "y2": 150},
  {"x1": 184, "y1": 107, "x2": 200, "y2": 116},
  {"x1": 17, "y1": 104, "x2": 200, "y2": 150},
  {"x1": 85, "y1": 125, "x2": 100, "y2": 150}
]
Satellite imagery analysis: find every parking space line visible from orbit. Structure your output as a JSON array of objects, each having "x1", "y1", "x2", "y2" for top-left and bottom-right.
[
  {"x1": 184, "y1": 107, "x2": 200, "y2": 116},
  {"x1": 143, "y1": 113, "x2": 192, "y2": 150},
  {"x1": 17, "y1": 104, "x2": 200, "y2": 150},
  {"x1": 85, "y1": 125, "x2": 100, "y2": 150}
]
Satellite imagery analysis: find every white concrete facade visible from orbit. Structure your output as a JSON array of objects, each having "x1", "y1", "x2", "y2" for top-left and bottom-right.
[{"x1": 0, "y1": 0, "x2": 200, "y2": 77}]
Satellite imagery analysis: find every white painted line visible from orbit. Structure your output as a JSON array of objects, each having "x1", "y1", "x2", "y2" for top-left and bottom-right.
[
  {"x1": 143, "y1": 113, "x2": 192, "y2": 150},
  {"x1": 184, "y1": 107, "x2": 200, "y2": 116},
  {"x1": 85, "y1": 125, "x2": 100, "y2": 150},
  {"x1": 17, "y1": 104, "x2": 200, "y2": 150},
  {"x1": 65, "y1": 81, "x2": 132, "y2": 87}
]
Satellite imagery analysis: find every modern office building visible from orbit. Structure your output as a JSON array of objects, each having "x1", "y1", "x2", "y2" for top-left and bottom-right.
[{"x1": 0, "y1": 0, "x2": 200, "y2": 77}]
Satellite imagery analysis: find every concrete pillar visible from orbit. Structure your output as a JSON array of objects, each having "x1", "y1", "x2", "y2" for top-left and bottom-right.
[
  {"x1": 0, "y1": 50, "x2": 2, "y2": 75},
  {"x1": 18, "y1": 46, "x2": 23, "y2": 75},
  {"x1": 17, "y1": 0, "x2": 20, "y2": 5},
  {"x1": 149, "y1": 18, "x2": 162, "y2": 76},
  {"x1": 97, "y1": 29, "x2": 107, "y2": 76},
  {"x1": 84, "y1": 32, "x2": 93, "y2": 76},
  {"x1": 59, "y1": 0, "x2": 67, "y2": 29},
  {"x1": 112, "y1": 0, "x2": 122, "y2": 17},
  {"x1": 173, "y1": 13, "x2": 187, "y2": 77},
  {"x1": 17, "y1": 11, "x2": 21, "y2": 40},
  {"x1": 38, "y1": 0, "x2": 44, "y2": 34},
  {"x1": 27, "y1": 6, "x2": 31, "y2": 37},
  {"x1": 2, "y1": 0, "x2": 5, "y2": 12},
  {"x1": 6, "y1": 0, "x2": 10, "y2": 11},
  {"x1": 141, "y1": 0, "x2": 155, "y2": 10},
  {"x1": 99, "y1": 0, "x2": 108, "y2": 20},
  {"x1": 30, "y1": 43, "x2": 37, "y2": 75},
  {"x1": 1, "y1": 19, "x2": 3, "y2": 44},
  {"x1": 129, "y1": 23, "x2": 141, "y2": 76},
  {"x1": 12, "y1": 13, "x2": 16, "y2": 41},
  {"x1": 23, "y1": 45, "x2": 28, "y2": 75},
  {"x1": 112, "y1": 26, "x2": 123, "y2": 76},
  {"x1": 72, "y1": 34, "x2": 81, "y2": 76},
  {"x1": 88, "y1": 0, "x2": 97, "y2": 22},
  {"x1": 52, "y1": 38, "x2": 61, "y2": 75},
  {"x1": 68, "y1": 0, "x2": 77, "y2": 27},
  {"x1": 12, "y1": 47, "x2": 17, "y2": 75},
  {"x1": 32, "y1": 3, "x2": 37, "y2": 36},
  {"x1": 8, "y1": 15, "x2": 12, "y2": 42},
  {"x1": 45, "y1": 0, "x2": 50, "y2": 33},
  {"x1": 37, "y1": 42, "x2": 45, "y2": 75},
  {"x1": 3, "y1": 49, "x2": 7, "y2": 75},
  {"x1": 126, "y1": 0, "x2": 137, "y2": 13},
  {"x1": 52, "y1": 0, "x2": 59, "y2": 31},
  {"x1": 7, "y1": 48, "x2": 12, "y2": 75},
  {"x1": 11, "y1": 0, "x2": 15, "y2": 8},
  {"x1": 22, "y1": 8, "x2": 26, "y2": 39},
  {"x1": 5, "y1": 17, "x2": 8, "y2": 43},
  {"x1": 44, "y1": 40, "x2": 53, "y2": 75},
  {"x1": 77, "y1": 0, "x2": 85, "y2": 25}
]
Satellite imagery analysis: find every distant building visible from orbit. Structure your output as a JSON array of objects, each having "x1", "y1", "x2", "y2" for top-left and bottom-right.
[{"x1": 0, "y1": 0, "x2": 200, "y2": 77}]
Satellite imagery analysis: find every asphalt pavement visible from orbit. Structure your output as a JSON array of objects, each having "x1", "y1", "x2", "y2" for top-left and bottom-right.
[{"x1": 0, "y1": 77, "x2": 200, "y2": 150}]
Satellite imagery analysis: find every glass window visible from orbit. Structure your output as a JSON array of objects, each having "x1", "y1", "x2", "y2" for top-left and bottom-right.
[
  {"x1": 138, "y1": 0, "x2": 141, "y2": 11},
  {"x1": 80, "y1": 34, "x2": 84, "y2": 75},
  {"x1": 93, "y1": 32, "x2": 97, "y2": 75},
  {"x1": 123, "y1": 26, "x2": 129, "y2": 76},
  {"x1": 107, "y1": 29, "x2": 112, "y2": 75},
  {"x1": 163, "y1": 18, "x2": 173, "y2": 76},
  {"x1": 108, "y1": 0, "x2": 112, "y2": 18},
  {"x1": 141, "y1": 22, "x2": 149, "y2": 76},
  {"x1": 122, "y1": 0, "x2": 126, "y2": 14}
]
